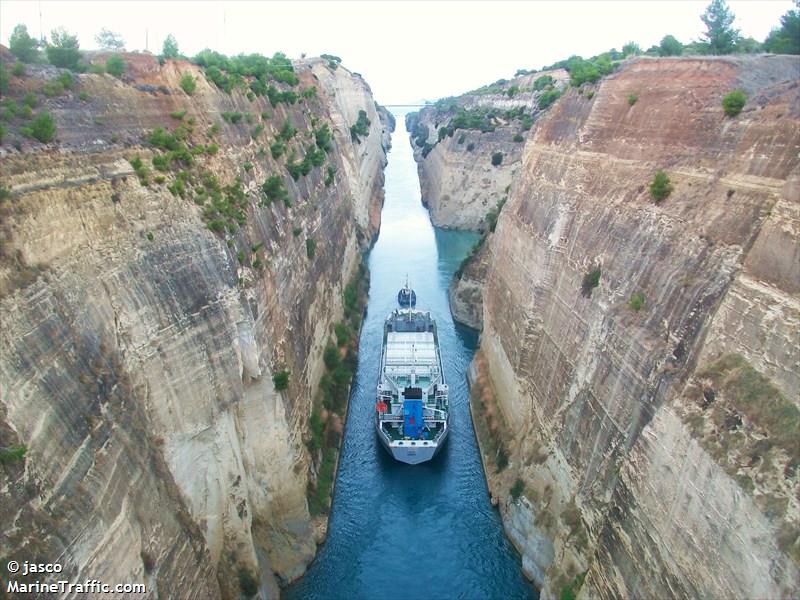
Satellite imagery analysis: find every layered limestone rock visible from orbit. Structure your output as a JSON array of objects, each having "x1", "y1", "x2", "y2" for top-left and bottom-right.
[
  {"x1": 431, "y1": 55, "x2": 800, "y2": 598},
  {"x1": 0, "y1": 52, "x2": 390, "y2": 597},
  {"x1": 408, "y1": 69, "x2": 568, "y2": 230},
  {"x1": 449, "y1": 240, "x2": 490, "y2": 331}
]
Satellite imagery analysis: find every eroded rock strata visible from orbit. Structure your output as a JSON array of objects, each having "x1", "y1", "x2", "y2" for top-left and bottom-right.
[
  {"x1": 407, "y1": 68, "x2": 568, "y2": 231},
  {"x1": 0, "y1": 52, "x2": 391, "y2": 597},
  {"x1": 415, "y1": 55, "x2": 800, "y2": 599}
]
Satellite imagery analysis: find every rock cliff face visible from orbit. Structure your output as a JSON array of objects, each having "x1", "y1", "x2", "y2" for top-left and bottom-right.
[
  {"x1": 0, "y1": 52, "x2": 390, "y2": 597},
  {"x1": 408, "y1": 69, "x2": 568, "y2": 230},
  {"x1": 418, "y1": 55, "x2": 800, "y2": 599}
]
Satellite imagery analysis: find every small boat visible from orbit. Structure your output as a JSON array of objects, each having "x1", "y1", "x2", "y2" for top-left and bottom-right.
[
  {"x1": 375, "y1": 284, "x2": 449, "y2": 464},
  {"x1": 397, "y1": 278, "x2": 416, "y2": 308}
]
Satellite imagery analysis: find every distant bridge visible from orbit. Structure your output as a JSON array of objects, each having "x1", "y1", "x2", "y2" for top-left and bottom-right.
[{"x1": 383, "y1": 104, "x2": 431, "y2": 108}]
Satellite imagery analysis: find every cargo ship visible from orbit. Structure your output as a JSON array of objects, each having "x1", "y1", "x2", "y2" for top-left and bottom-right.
[{"x1": 375, "y1": 283, "x2": 449, "y2": 464}]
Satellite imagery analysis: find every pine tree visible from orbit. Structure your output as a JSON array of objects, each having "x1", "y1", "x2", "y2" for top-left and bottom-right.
[
  {"x1": 764, "y1": 3, "x2": 800, "y2": 55},
  {"x1": 162, "y1": 34, "x2": 179, "y2": 59},
  {"x1": 700, "y1": 0, "x2": 740, "y2": 55},
  {"x1": 45, "y1": 27, "x2": 81, "y2": 70},
  {"x1": 95, "y1": 28, "x2": 125, "y2": 51},
  {"x1": 659, "y1": 35, "x2": 684, "y2": 57},
  {"x1": 9, "y1": 24, "x2": 39, "y2": 63}
]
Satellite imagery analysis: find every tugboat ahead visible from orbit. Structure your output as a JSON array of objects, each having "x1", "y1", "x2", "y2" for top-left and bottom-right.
[{"x1": 397, "y1": 279, "x2": 416, "y2": 308}]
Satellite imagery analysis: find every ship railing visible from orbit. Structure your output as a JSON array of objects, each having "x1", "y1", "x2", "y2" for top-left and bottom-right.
[
  {"x1": 425, "y1": 408, "x2": 448, "y2": 421},
  {"x1": 378, "y1": 413, "x2": 403, "y2": 422}
]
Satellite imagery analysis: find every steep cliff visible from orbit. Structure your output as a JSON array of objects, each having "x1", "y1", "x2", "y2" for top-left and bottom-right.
[
  {"x1": 422, "y1": 55, "x2": 800, "y2": 598},
  {"x1": 0, "y1": 51, "x2": 390, "y2": 597},
  {"x1": 408, "y1": 69, "x2": 568, "y2": 231}
]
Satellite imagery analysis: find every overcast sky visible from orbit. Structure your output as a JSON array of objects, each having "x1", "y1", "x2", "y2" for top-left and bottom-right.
[{"x1": 1, "y1": 1, "x2": 794, "y2": 104}]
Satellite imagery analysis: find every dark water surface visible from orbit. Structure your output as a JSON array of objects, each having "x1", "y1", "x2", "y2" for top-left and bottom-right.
[{"x1": 285, "y1": 108, "x2": 534, "y2": 600}]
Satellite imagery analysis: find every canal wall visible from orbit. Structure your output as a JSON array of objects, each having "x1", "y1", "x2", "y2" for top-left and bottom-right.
[
  {"x1": 412, "y1": 55, "x2": 800, "y2": 599},
  {"x1": 0, "y1": 51, "x2": 391, "y2": 597}
]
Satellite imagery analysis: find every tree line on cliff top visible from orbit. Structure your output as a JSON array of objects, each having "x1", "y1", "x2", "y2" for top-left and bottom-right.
[{"x1": 513, "y1": 0, "x2": 799, "y2": 82}]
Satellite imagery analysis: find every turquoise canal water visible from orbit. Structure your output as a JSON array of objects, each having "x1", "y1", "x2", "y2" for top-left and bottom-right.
[{"x1": 285, "y1": 108, "x2": 535, "y2": 600}]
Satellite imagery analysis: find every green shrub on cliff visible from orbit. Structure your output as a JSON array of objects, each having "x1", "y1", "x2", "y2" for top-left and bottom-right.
[
  {"x1": 323, "y1": 344, "x2": 340, "y2": 370},
  {"x1": 261, "y1": 175, "x2": 289, "y2": 206},
  {"x1": 222, "y1": 111, "x2": 243, "y2": 124},
  {"x1": 628, "y1": 292, "x2": 646, "y2": 311},
  {"x1": 250, "y1": 124, "x2": 264, "y2": 140},
  {"x1": 450, "y1": 107, "x2": 495, "y2": 133},
  {"x1": 533, "y1": 75, "x2": 554, "y2": 91},
  {"x1": 486, "y1": 197, "x2": 507, "y2": 232},
  {"x1": 266, "y1": 85, "x2": 297, "y2": 107},
  {"x1": 22, "y1": 93, "x2": 38, "y2": 108},
  {"x1": 22, "y1": 110, "x2": 56, "y2": 143},
  {"x1": 0, "y1": 64, "x2": 8, "y2": 95},
  {"x1": 207, "y1": 219, "x2": 225, "y2": 232},
  {"x1": 128, "y1": 154, "x2": 149, "y2": 184},
  {"x1": 335, "y1": 322, "x2": 352, "y2": 347},
  {"x1": 279, "y1": 120, "x2": 296, "y2": 141},
  {"x1": 649, "y1": 170, "x2": 673, "y2": 202},
  {"x1": 496, "y1": 445, "x2": 509, "y2": 471},
  {"x1": 350, "y1": 109, "x2": 371, "y2": 143},
  {"x1": 270, "y1": 141, "x2": 286, "y2": 159},
  {"x1": 325, "y1": 165, "x2": 336, "y2": 187},
  {"x1": 491, "y1": 152, "x2": 503, "y2": 166},
  {"x1": 510, "y1": 478, "x2": 525, "y2": 500},
  {"x1": 307, "y1": 410, "x2": 324, "y2": 452},
  {"x1": 560, "y1": 572, "x2": 587, "y2": 600},
  {"x1": 273, "y1": 370, "x2": 290, "y2": 391},
  {"x1": 0, "y1": 445, "x2": 27, "y2": 464},
  {"x1": 105, "y1": 55, "x2": 125, "y2": 77},
  {"x1": 238, "y1": 568, "x2": 258, "y2": 598},
  {"x1": 627, "y1": 93, "x2": 638, "y2": 106},
  {"x1": 58, "y1": 71, "x2": 74, "y2": 89},
  {"x1": 538, "y1": 88, "x2": 561, "y2": 109},
  {"x1": 42, "y1": 80, "x2": 65, "y2": 97},
  {"x1": 722, "y1": 90, "x2": 746, "y2": 116},
  {"x1": 581, "y1": 266, "x2": 601, "y2": 298},
  {"x1": 306, "y1": 238, "x2": 317, "y2": 259},
  {"x1": 314, "y1": 123, "x2": 333, "y2": 152},
  {"x1": 179, "y1": 72, "x2": 196, "y2": 95}
]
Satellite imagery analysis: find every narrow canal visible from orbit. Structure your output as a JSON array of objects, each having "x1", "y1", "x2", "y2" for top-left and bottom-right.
[{"x1": 286, "y1": 108, "x2": 534, "y2": 600}]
